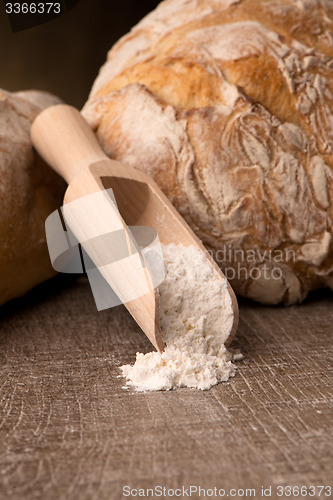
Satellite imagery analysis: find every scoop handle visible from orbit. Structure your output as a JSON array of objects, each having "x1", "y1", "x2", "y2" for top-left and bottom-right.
[{"x1": 31, "y1": 104, "x2": 107, "y2": 184}]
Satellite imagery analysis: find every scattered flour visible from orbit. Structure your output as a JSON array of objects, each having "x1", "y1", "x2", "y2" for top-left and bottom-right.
[{"x1": 121, "y1": 244, "x2": 240, "y2": 391}]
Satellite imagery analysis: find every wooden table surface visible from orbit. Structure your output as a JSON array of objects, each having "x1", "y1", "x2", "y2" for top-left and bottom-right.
[{"x1": 0, "y1": 276, "x2": 332, "y2": 500}]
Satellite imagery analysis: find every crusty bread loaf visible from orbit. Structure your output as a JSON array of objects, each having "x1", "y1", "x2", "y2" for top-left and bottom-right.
[
  {"x1": 0, "y1": 89, "x2": 66, "y2": 305},
  {"x1": 83, "y1": 0, "x2": 333, "y2": 304}
]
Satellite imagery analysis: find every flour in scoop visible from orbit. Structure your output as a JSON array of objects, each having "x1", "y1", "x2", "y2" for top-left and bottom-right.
[{"x1": 121, "y1": 243, "x2": 241, "y2": 391}]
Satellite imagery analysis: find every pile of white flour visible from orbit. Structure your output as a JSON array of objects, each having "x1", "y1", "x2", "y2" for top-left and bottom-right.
[{"x1": 121, "y1": 244, "x2": 240, "y2": 391}]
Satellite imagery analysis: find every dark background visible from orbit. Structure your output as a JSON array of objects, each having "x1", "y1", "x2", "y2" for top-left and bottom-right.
[{"x1": 0, "y1": 0, "x2": 160, "y2": 108}]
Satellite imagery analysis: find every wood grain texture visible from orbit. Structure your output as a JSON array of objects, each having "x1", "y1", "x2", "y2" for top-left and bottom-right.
[{"x1": 0, "y1": 276, "x2": 332, "y2": 500}]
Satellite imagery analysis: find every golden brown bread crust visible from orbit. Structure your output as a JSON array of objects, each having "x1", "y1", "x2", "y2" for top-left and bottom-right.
[
  {"x1": 83, "y1": 0, "x2": 333, "y2": 304},
  {"x1": 0, "y1": 89, "x2": 66, "y2": 305}
]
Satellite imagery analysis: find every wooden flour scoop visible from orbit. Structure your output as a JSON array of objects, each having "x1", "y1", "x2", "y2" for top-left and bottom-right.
[{"x1": 31, "y1": 105, "x2": 238, "y2": 353}]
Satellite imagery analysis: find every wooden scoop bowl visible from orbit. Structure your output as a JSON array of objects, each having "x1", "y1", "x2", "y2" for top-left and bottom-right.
[{"x1": 31, "y1": 105, "x2": 238, "y2": 352}]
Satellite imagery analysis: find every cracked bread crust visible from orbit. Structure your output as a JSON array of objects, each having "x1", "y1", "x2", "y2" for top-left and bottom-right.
[
  {"x1": 83, "y1": 0, "x2": 333, "y2": 304},
  {"x1": 0, "y1": 89, "x2": 66, "y2": 305}
]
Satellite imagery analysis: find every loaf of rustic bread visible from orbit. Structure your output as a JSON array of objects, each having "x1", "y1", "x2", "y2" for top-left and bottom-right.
[
  {"x1": 0, "y1": 89, "x2": 65, "y2": 305},
  {"x1": 83, "y1": 0, "x2": 333, "y2": 304}
]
